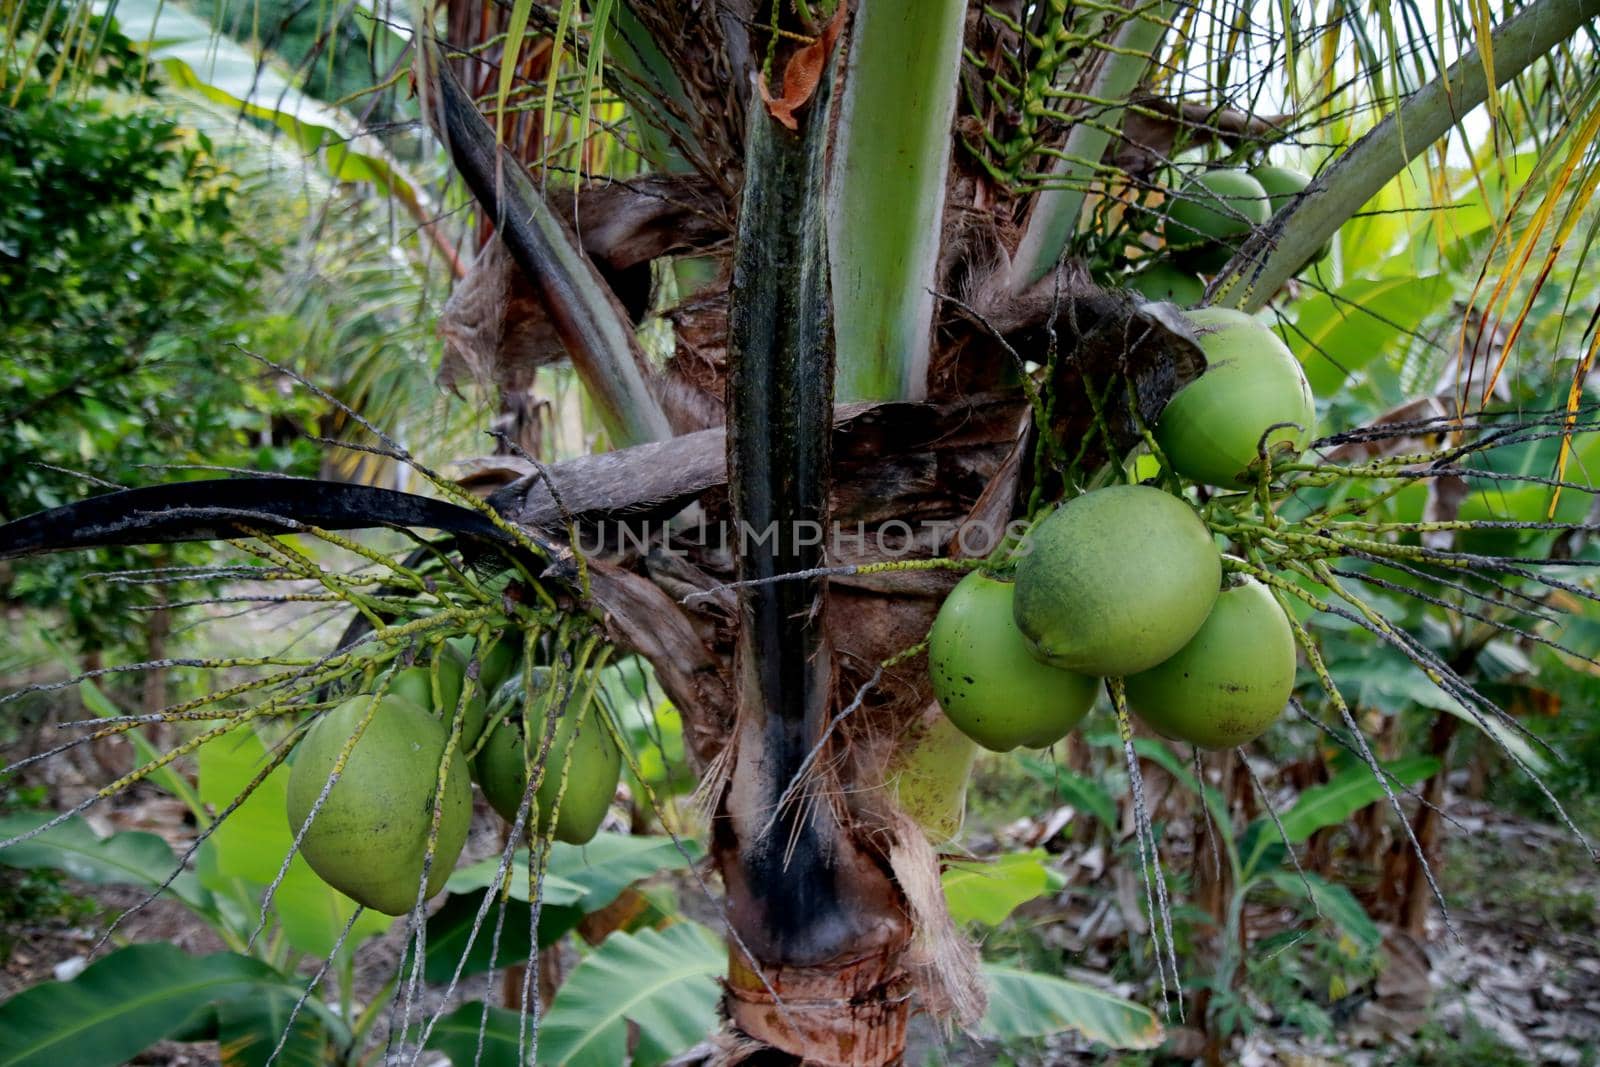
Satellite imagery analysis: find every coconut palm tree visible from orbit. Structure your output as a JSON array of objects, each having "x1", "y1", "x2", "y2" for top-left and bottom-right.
[{"x1": 4, "y1": 0, "x2": 1600, "y2": 1063}]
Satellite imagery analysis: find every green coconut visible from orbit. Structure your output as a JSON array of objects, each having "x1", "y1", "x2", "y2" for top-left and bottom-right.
[
  {"x1": 477, "y1": 634, "x2": 522, "y2": 700},
  {"x1": 1127, "y1": 261, "x2": 1206, "y2": 307},
  {"x1": 1014, "y1": 485, "x2": 1222, "y2": 677},
  {"x1": 1249, "y1": 165, "x2": 1331, "y2": 262},
  {"x1": 384, "y1": 666, "x2": 430, "y2": 714},
  {"x1": 1250, "y1": 165, "x2": 1311, "y2": 213},
  {"x1": 285, "y1": 694, "x2": 472, "y2": 915},
  {"x1": 928, "y1": 571, "x2": 1099, "y2": 752},
  {"x1": 1124, "y1": 575, "x2": 1296, "y2": 749},
  {"x1": 887, "y1": 708, "x2": 979, "y2": 844},
  {"x1": 1163, "y1": 169, "x2": 1272, "y2": 273},
  {"x1": 1155, "y1": 307, "x2": 1316, "y2": 487},
  {"x1": 382, "y1": 644, "x2": 487, "y2": 749},
  {"x1": 474, "y1": 669, "x2": 620, "y2": 845}
]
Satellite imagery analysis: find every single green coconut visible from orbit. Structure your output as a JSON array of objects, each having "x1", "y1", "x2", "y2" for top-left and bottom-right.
[
  {"x1": 285, "y1": 694, "x2": 472, "y2": 915},
  {"x1": 474, "y1": 669, "x2": 620, "y2": 845},
  {"x1": 1249, "y1": 165, "x2": 1331, "y2": 262},
  {"x1": 1124, "y1": 575, "x2": 1295, "y2": 749},
  {"x1": 1250, "y1": 165, "x2": 1311, "y2": 213},
  {"x1": 473, "y1": 718, "x2": 528, "y2": 826},
  {"x1": 1155, "y1": 307, "x2": 1316, "y2": 487},
  {"x1": 887, "y1": 709, "x2": 979, "y2": 844},
  {"x1": 383, "y1": 666, "x2": 432, "y2": 714},
  {"x1": 1127, "y1": 261, "x2": 1206, "y2": 307},
  {"x1": 929, "y1": 571, "x2": 1099, "y2": 752},
  {"x1": 1163, "y1": 169, "x2": 1272, "y2": 273},
  {"x1": 1013, "y1": 485, "x2": 1222, "y2": 677},
  {"x1": 382, "y1": 643, "x2": 488, "y2": 749}
]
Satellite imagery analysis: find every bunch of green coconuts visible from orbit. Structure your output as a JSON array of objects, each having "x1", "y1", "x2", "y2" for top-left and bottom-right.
[
  {"x1": 1127, "y1": 163, "x2": 1323, "y2": 306},
  {"x1": 285, "y1": 636, "x2": 620, "y2": 916},
  {"x1": 925, "y1": 303, "x2": 1315, "y2": 829},
  {"x1": 281, "y1": 167, "x2": 1322, "y2": 905}
]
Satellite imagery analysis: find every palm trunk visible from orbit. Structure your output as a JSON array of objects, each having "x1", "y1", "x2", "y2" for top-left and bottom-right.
[{"x1": 716, "y1": 39, "x2": 913, "y2": 1063}]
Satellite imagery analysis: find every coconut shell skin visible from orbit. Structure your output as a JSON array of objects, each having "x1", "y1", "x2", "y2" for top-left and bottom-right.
[
  {"x1": 1156, "y1": 307, "x2": 1316, "y2": 487},
  {"x1": 1124, "y1": 576, "x2": 1296, "y2": 749},
  {"x1": 1250, "y1": 165, "x2": 1310, "y2": 213},
  {"x1": 476, "y1": 635, "x2": 521, "y2": 701},
  {"x1": 1127, "y1": 261, "x2": 1205, "y2": 307},
  {"x1": 473, "y1": 671, "x2": 620, "y2": 845},
  {"x1": 473, "y1": 717, "x2": 529, "y2": 825},
  {"x1": 929, "y1": 571, "x2": 1099, "y2": 752},
  {"x1": 1014, "y1": 485, "x2": 1222, "y2": 677},
  {"x1": 384, "y1": 647, "x2": 488, "y2": 749},
  {"x1": 1249, "y1": 165, "x2": 1331, "y2": 262},
  {"x1": 1163, "y1": 169, "x2": 1271, "y2": 273},
  {"x1": 285, "y1": 694, "x2": 472, "y2": 916}
]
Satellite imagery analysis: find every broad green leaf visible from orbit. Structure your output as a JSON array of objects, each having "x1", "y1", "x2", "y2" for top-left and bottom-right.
[
  {"x1": 196, "y1": 727, "x2": 392, "y2": 959},
  {"x1": 1277, "y1": 755, "x2": 1441, "y2": 842},
  {"x1": 215, "y1": 989, "x2": 342, "y2": 1067},
  {"x1": 0, "y1": 812, "x2": 212, "y2": 918},
  {"x1": 423, "y1": 1002, "x2": 524, "y2": 1067},
  {"x1": 1333, "y1": 169, "x2": 1409, "y2": 276},
  {"x1": 943, "y1": 850, "x2": 1064, "y2": 926},
  {"x1": 445, "y1": 856, "x2": 587, "y2": 906},
  {"x1": 539, "y1": 922, "x2": 723, "y2": 1066},
  {"x1": 447, "y1": 834, "x2": 700, "y2": 910},
  {"x1": 550, "y1": 834, "x2": 704, "y2": 914},
  {"x1": 1015, "y1": 754, "x2": 1118, "y2": 829},
  {"x1": 431, "y1": 833, "x2": 703, "y2": 982},
  {"x1": 0, "y1": 943, "x2": 306, "y2": 1067},
  {"x1": 421, "y1": 889, "x2": 587, "y2": 984},
  {"x1": 1284, "y1": 274, "x2": 1455, "y2": 394},
  {"x1": 79, "y1": 680, "x2": 200, "y2": 811},
  {"x1": 978, "y1": 965, "x2": 1164, "y2": 1050},
  {"x1": 1264, "y1": 870, "x2": 1381, "y2": 951}
]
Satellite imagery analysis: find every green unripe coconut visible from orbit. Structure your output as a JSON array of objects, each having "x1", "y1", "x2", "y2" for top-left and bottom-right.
[
  {"x1": 1014, "y1": 485, "x2": 1222, "y2": 677},
  {"x1": 382, "y1": 645, "x2": 488, "y2": 749},
  {"x1": 474, "y1": 669, "x2": 620, "y2": 845},
  {"x1": 928, "y1": 572, "x2": 1098, "y2": 752},
  {"x1": 383, "y1": 667, "x2": 434, "y2": 714},
  {"x1": 477, "y1": 635, "x2": 521, "y2": 700},
  {"x1": 285, "y1": 695, "x2": 472, "y2": 915},
  {"x1": 473, "y1": 719, "x2": 529, "y2": 825},
  {"x1": 1163, "y1": 170, "x2": 1272, "y2": 273},
  {"x1": 887, "y1": 709, "x2": 979, "y2": 844},
  {"x1": 1249, "y1": 165, "x2": 1331, "y2": 262},
  {"x1": 1127, "y1": 261, "x2": 1206, "y2": 307},
  {"x1": 1124, "y1": 575, "x2": 1295, "y2": 749},
  {"x1": 1155, "y1": 307, "x2": 1316, "y2": 487},
  {"x1": 1249, "y1": 165, "x2": 1310, "y2": 213}
]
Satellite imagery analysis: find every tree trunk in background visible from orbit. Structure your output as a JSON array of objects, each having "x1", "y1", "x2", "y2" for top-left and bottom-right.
[{"x1": 1396, "y1": 714, "x2": 1460, "y2": 936}]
